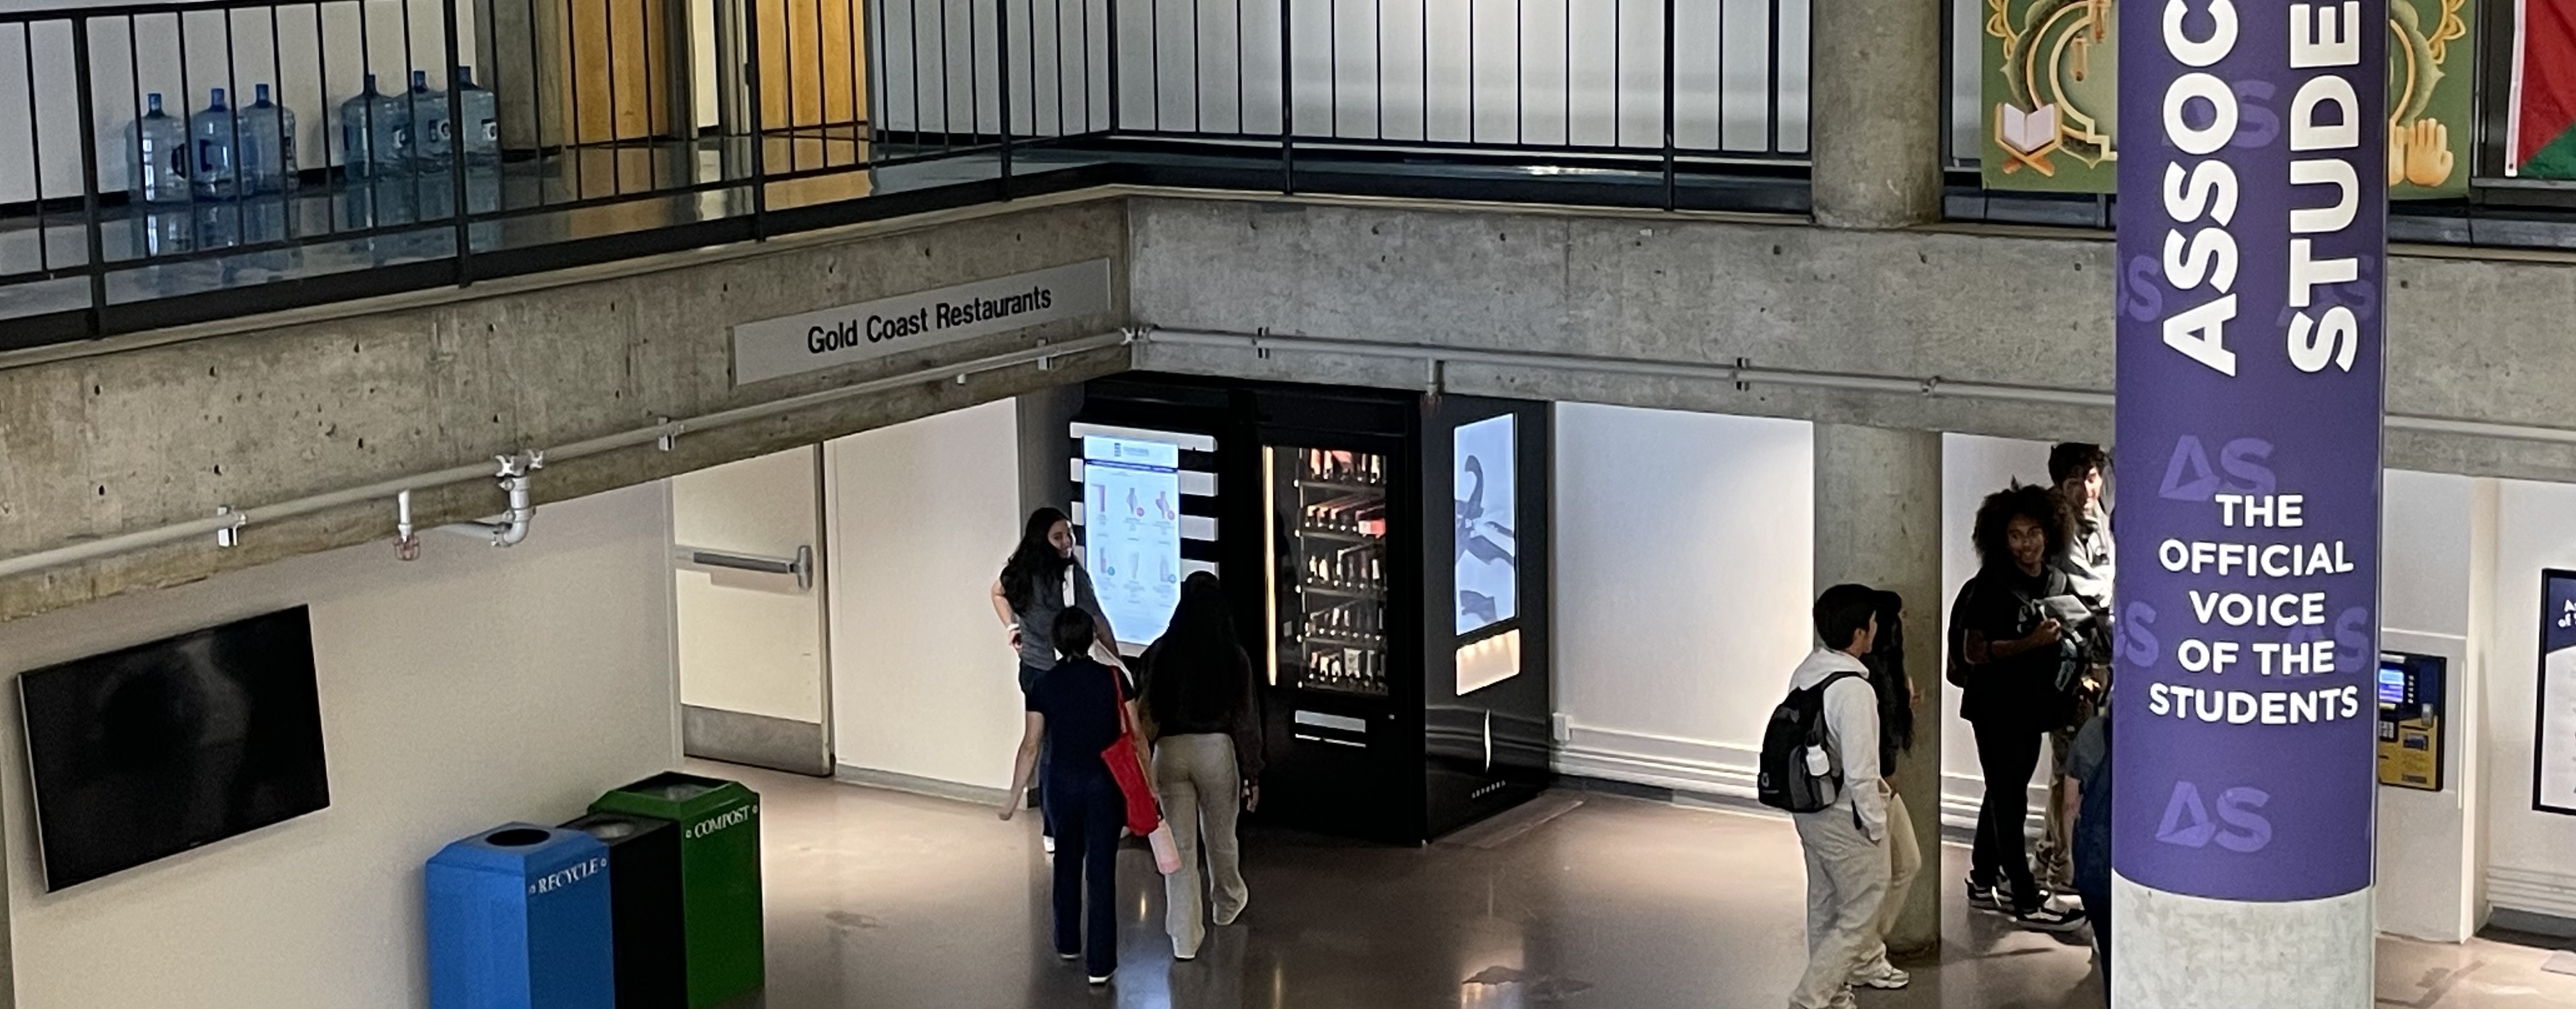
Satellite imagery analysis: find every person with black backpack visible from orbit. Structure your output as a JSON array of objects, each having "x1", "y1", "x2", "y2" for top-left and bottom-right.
[
  {"x1": 1767, "y1": 583, "x2": 1888, "y2": 1009},
  {"x1": 1954, "y1": 485, "x2": 2088, "y2": 934}
]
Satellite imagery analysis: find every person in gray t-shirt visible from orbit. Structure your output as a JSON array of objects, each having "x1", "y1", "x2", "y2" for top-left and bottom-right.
[
  {"x1": 992, "y1": 506, "x2": 1121, "y2": 682},
  {"x1": 989, "y1": 506, "x2": 1121, "y2": 849}
]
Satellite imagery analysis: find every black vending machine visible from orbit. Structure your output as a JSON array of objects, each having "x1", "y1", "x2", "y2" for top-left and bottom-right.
[{"x1": 1067, "y1": 375, "x2": 1553, "y2": 845}]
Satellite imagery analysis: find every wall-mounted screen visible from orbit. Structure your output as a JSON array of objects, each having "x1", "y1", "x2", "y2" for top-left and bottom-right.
[
  {"x1": 19, "y1": 607, "x2": 330, "y2": 891},
  {"x1": 2539, "y1": 571, "x2": 2576, "y2": 815},
  {"x1": 1083, "y1": 435, "x2": 1186, "y2": 648},
  {"x1": 1454, "y1": 414, "x2": 1519, "y2": 636}
]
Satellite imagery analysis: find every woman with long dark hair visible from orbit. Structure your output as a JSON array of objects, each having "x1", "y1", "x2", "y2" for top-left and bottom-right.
[
  {"x1": 1956, "y1": 485, "x2": 2086, "y2": 932},
  {"x1": 1138, "y1": 572, "x2": 1264, "y2": 960},
  {"x1": 1000, "y1": 607, "x2": 1145, "y2": 986},
  {"x1": 1847, "y1": 590, "x2": 1921, "y2": 991},
  {"x1": 990, "y1": 506, "x2": 1121, "y2": 850}
]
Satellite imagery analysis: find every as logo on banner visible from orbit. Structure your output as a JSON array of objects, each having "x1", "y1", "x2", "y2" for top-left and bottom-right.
[{"x1": 2155, "y1": 781, "x2": 2272, "y2": 853}]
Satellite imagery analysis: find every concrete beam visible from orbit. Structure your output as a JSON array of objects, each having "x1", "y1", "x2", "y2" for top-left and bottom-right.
[
  {"x1": 0, "y1": 199, "x2": 1130, "y2": 623},
  {"x1": 1127, "y1": 196, "x2": 2576, "y2": 483}
]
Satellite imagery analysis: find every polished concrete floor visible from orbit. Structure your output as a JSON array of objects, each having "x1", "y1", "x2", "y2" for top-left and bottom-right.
[{"x1": 718, "y1": 761, "x2": 2576, "y2": 1009}]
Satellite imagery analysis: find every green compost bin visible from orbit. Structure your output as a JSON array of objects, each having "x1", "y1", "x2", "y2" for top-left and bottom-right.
[{"x1": 591, "y1": 772, "x2": 763, "y2": 1008}]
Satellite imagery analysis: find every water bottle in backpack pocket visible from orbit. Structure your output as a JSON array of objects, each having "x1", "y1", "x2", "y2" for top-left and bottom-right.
[{"x1": 1757, "y1": 670, "x2": 1862, "y2": 813}]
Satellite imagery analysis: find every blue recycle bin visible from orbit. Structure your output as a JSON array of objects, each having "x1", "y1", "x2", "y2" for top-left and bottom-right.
[{"x1": 427, "y1": 823, "x2": 617, "y2": 1009}]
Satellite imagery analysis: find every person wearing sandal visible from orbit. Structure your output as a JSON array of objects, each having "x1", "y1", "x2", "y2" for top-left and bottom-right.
[
  {"x1": 1001, "y1": 608, "x2": 1141, "y2": 985},
  {"x1": 1138, "y1": 573, "x2": 1264, "y2": 961}
]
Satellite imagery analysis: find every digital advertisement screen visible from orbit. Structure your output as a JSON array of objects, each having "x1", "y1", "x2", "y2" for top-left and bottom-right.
[
  {"x1": 2540, "y1": 570, "x2": 2576, "y2": 815},
  {"x1": 1453, "y1": 414, "x2": 1518, "y2": 637},
  {"x1": 1083, "y1": 435, "x2": 1184, "y2": 648}
]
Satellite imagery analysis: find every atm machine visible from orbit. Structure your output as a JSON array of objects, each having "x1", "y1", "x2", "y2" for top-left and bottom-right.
[
  {"x1": 2377, "y1": 652, "x2": 2446, "y2": 792},
  {"x1": 1066, "y1": 375, "x2": 1555, "y2": 845}
]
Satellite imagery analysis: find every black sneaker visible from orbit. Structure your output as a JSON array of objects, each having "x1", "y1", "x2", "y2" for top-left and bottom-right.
[
  {"x1": 1966, "y1": 877, "x2": 1999, "y2": 911},
  {"x1": 2012, "y1": 900, "x2": 2087, "y2": 933}
]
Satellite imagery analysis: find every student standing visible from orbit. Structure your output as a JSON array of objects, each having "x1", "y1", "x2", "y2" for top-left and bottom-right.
[
  {"x1": 2049, "y1": 443, "x2": 2115, "y2": 614},
  {"x1": 1000, "y1": 609, "x2": 1145, "y2": 985},
  {"x1": 991, "y1": 507, "x2": 1121, "y2": 849},
  {"x1": 1787, "y1": 584, "x2": 1890, "y2": 1009},
  {"x1": 1848, "y1": 590, "x2": 1920, "y2": 992},
  {"x1": 1956, "y1": 485, "x2": 2086, "y2": 932},
  {"x1": 1138, "y1": 573, "x2": 1265, "y2": 960},
  {"x1": 2065, "y1": 705, "x2": 2113, "y2": 987},
  {"x1": 2039, "y1": 443, "x2": 2114, "y2": 892}
]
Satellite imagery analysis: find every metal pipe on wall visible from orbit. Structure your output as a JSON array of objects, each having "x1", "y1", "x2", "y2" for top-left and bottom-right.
[
  {"x1": 0, "y1": 331, "x2": 1128, "y2": 582},
  {"x1": 1134, "y1": 327, "x2": 2576, "y2": 444}
]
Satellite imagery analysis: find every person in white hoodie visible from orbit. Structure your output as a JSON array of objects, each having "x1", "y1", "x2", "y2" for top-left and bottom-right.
[{"x1": 1788, "y1": 583, "x2": 1889, "y2": 1009}]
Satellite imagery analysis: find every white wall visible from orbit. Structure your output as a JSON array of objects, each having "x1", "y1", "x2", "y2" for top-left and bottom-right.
[
  {"x1": 2483, "y1": 478, "x2": 2576, "y2": 923},
  {"x1": 1107, "y1": 0, "x2": 1810, "y2": 150},
  {"x1": 1937, "y1": 432, "x2": 2055, "y2": 827},
  {"x1": 0, "y1": 482, "x2": 679, "y2": 1009},
  {"x1": 1549, "y1": 403, "x2": 1813, "y2": 794},
  {"x1": 825, "y1": 400, "x2": 1028, "y2": 792},
  {"x1": 867, "y1": 0, "x2": 1810, "y2": 150},
  {"x1": 869, "y1": 0, "x2": 1108, "y2": 137},
  {"x1": 2375, "y1": 471, "x2": 2484, "y2": 941}
]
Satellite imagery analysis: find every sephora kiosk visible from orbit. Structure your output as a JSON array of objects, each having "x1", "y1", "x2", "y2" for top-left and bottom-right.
[{"x1": 1067, "y1": 375, "x2": 1554, "y2": 844}]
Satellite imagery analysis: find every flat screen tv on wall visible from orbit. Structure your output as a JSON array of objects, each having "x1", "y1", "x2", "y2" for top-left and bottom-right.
[{"x1": 19, "y1": 606, "x2": 330, "y2": 891}]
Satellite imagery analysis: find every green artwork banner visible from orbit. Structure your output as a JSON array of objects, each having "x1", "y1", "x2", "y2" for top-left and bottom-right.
[{"x1": 1980, "y1": 0, "x2": 2472, "y2": 198}]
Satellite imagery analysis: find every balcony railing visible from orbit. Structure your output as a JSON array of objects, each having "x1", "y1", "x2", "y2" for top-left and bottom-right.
[{"x1": 0, "y1": 0, "x2": 1816, "y2": 350}]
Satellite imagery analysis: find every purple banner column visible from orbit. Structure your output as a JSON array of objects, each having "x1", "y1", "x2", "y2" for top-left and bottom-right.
[{"x1": 2111, "y1": 0, "x2": 2386, "y2": 902}]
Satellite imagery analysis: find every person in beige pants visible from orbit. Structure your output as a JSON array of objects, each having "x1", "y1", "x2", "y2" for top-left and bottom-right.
[
  {"x1": 1787, "y1": 585, "x2": 1891, "y2": 1009},
  {"x1": 1154, "y1": 734, "x2": 1250, "y2": 957},
  {"x1": 1138, "y1": 574, "x2": 1265, "y2": 960},
  {"x1": 1851, "y1": 786, "x2": 1921, "y2": 986},
  {"x1": 1848, "y1": 590, "x2": 1923, "y2": 990}
]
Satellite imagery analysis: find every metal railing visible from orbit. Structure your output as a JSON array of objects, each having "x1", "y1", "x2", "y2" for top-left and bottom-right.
[
  {"x1": 0, "y1": 0, "x2": 1813, "y2": 352},
  {"x1": 0, "y1": 0, "x2": 1812, "y2": 350}
]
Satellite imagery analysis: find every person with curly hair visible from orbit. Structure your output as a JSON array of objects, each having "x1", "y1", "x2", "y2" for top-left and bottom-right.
[{"x1": 1955, "y1": 483, "x2": 2086, "y2": 933}]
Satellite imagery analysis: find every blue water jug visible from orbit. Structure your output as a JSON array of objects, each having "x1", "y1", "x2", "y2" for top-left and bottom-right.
[
  {"x1": 454, "y1": 66, "x2": 500, "y2": 168},
  {"x1": 189, "y1": 87, "x2": 237, "y2": 199},
  {"x1": 237, "y1": 83, "x2": 298, "y2": 194},
  {"x1": 128, "y1": 91, "x2": 191, "y2": 203},
  {"x1": 407, "y1": 69, "x2": 452, "y2": 170},
  {"x1": 339, "y1": 73, "x2": 410, "y2": 179}
]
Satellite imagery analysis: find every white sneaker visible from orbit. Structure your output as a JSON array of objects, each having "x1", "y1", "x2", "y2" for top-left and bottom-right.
[
  {"x1": 1849, "y1": 963, "x2": 1910, "y2": 990},
  {"x1": 1043, "y1": 835, "x2": 1056, "y2": 854},
  {"x1": 2012, "y1": 898, "x2": 2086, "y2": 933},
  {"x1": 1087, "y1": 973, "x2": 1112, "y2": 985}
]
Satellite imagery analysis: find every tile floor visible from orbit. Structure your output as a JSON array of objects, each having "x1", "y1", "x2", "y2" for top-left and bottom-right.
[{"x1": 713, "y1": 761, "x2": 2576, "y2": 1009}]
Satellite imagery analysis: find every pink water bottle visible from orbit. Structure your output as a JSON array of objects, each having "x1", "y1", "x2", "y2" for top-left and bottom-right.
[{"x1": 1147, "y1": 820, "x2": 1182, "y2": 875}]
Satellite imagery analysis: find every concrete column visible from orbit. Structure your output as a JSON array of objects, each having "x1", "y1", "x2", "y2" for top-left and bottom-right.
[
  {"x1": 1806, "y1": 0, "x2": 1944, "y2": 229},
  {"x1": 1813, "y1": 423, "x2": 1943, "y2": 957},
  {"x1": 475, "y1": 0, "x2": 568, "y2": 151}
]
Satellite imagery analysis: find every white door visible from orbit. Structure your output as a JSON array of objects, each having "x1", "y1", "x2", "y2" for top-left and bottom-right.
[{"x1": 671, "y1": 446, "x2": 834, "y2": 775}]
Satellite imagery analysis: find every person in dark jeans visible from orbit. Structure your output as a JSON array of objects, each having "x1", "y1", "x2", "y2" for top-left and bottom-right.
[
  {"x1": 991, "y1": 506, "x2": 1121, "y2": 851},
  {"x1": 2065, "y1": 706, "x2": 2113, "y2": 990},
  {"x1": 1955, "y1": 484, "x2": 2085, "y2": 932},
  {"x1": 1000, "y1": 608, "x2": 1146, "y2": 985}
]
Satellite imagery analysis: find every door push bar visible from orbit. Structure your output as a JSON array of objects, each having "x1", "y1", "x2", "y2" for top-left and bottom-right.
[{"x1": 681, "y1": 544, "x2": 814, "y2": 591}]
